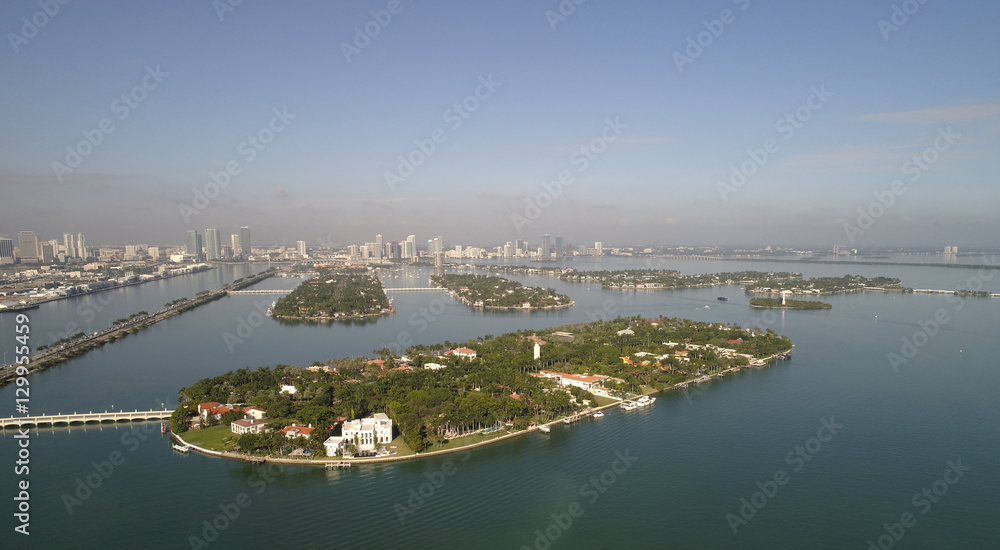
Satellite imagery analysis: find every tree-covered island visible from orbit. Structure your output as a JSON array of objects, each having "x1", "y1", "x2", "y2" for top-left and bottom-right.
[
  {"x1": 431, "y1": 274, "x2": 573, "y2": 310},
  {"x1": 171, "y1": 316, "x2": 792, "y2": 461},
  {"x1": 749, "y1": 298, "x2": 832, "y2": 310},
  {"x1": 270, "y1": 267, "x2": 392, "y2": 321},
  {"x1": 748, "y1": 274, "x2": 910, "y2": 295}
]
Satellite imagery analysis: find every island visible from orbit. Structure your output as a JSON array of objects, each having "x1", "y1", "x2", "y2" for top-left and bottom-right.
[
  {"x1": 170, "y1": 316, "x2": 792, "y2": 464},
  {"x1": 270, "y1": 267, "x2": 392, "y2": 321},
  {"x1": 749, "y1": 297, "x2": 832, "y2": 310},
  {"x1": 747, "y1": 274, "x2": 910, "y2": 295},
  {"x1": 430, "y1": 273, "x2": 573, "y2": 310}
]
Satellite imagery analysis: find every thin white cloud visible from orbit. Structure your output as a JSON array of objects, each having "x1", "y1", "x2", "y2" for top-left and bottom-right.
[{"x1": 854, "y1": 103, "x2": 1000, "y2": 125}]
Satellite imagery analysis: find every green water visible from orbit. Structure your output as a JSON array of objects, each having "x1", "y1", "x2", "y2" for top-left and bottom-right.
[{"x1": 2, "y1": 259, "x2": 998, "y2": 548}]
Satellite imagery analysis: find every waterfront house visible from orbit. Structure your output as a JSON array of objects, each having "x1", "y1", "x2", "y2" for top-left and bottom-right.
[
  {"x1": 538, "y1": 370, "x2": 622, "y2": 392},
  {"x1": 341, "y1": 413, "x2": 393, "y2": 452},
  {"x1": 232, "y1": 418, "x2": 268, "y2": 435},
  {"x1": 444, "y1": 347, "x2": 477, "y2": 360},
  {"x1": 424, "y1": 362, "x2": 445, "y2": 370},
  {"x1": 323, "y1": 435, "x2": 348, "y2": 456},
  {"x1": 281, "y1": 424, "x2": 315, "y2": 439}
]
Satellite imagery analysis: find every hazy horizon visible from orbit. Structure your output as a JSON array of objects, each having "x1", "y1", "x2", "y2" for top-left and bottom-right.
[{"x1": 2, "y1": 1, "x2": 998, "y2": 248}]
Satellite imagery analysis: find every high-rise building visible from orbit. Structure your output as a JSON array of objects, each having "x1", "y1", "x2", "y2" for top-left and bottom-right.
[
  {"x1": 76, "y1": 233, "x2": 86, "y2": 259},
  {"x1": 63, "y1": 233, "x2": 76, "y2": 258},
  {"x1": 515, "y1": 239, "x2": 526, "y2": 255},
  {"x1": 205, "y1": 229, "x2": 222, "y2": 261},
  {"x1": 403, "y1": 235, "x2": 416, "y2": 259},
  {"x1": 594, "y1": 241, "x2": 603, "y2": 256},
  {"x1": 540, "y1": 234, "x2": 550, "y2": 259},
  {"x1": 40, "y1": 243, "x2": 54, "y2": 263},
  {"x1": 230, "y1": 234, "x2": 241, "y2": 258},
  {"x1": 297, "y1": 240, "x2": 306, "y2": 257},
  {"x1": 17, "y1": 231, "x2": 39, "y2": 261},
  {"x1": 0, "y1": 238, "x2": 14, "y2": 265},
  {"x1": 148, "y1": 246, "x2": 160, "y2": 260},
  {"x1": 555, "y1": 236, "x2": 564, "y2": 258},
  {"x1": 240, "y1": 226, "x2": 251, "y2": 257},
  {"x1": 186, "y1": 230, "x2": 204, "y2": 260}
]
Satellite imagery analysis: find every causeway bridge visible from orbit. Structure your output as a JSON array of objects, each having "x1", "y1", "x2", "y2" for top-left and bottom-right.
[
  {"x1": 1, "y1": 408, "x2": 176, "y2": 429},
  {"x1": 383, "y1": 287, "x2": 446, "y2": 292},
  {"x1": 228, "y1": 289, "x2": 292, "y2": 295}
]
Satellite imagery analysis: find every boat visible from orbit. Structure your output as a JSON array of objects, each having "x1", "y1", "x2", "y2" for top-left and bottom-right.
[
  {"x1": 635, "y1": 395, "x2": 656, "y2": 406},
  {"x1": 703, "y1": 305, "x2": 711, "y2": 309},
  {"x1": 592, "y1": 411, "x2": 604, "y2": 418},
  {"x1": 620, "y1": 401, "x2": 639, "y2": 411},
  {"x1": 717, "y1": 296, "x2": 728, "y2": 301},
  {"x1": 160, "y1": 423, "x2": 168, "y2": 434},
  {"x1": 538, "y1": 424, "x2": 551, "y2": 433},
  {"x1": 172, "y1": 444, "x2": 190, "y2": 453}
]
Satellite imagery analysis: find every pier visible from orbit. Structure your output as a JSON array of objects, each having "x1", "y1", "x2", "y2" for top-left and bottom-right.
[{"x1": 1, "y1": 408, "x2": 176, "y2": 429}]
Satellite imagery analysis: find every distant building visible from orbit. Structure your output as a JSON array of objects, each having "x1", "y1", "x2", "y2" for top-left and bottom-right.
[
  {"x1": 185, "y1": 230, "x2": 204, "y2": 261},
  {"x1": 240, "y1": 226, "x2": 251, "y2": 257},
  {"x1": 17, "y1": 231, "x2": 38, "y2": 261},
  {"x1": 281, "y1": 424, "x2": 315, "y2": 439},
  {"x1": 205, "y1": 229, "x2": 222, "y2": 261},
  {"x1": 444, "y1": 347, "x2": 477, "y2": 360},
  {"x1": 555, "y1": 236, "x2": 564, "y2": 258},
  {"x1": 0, "y1": 238, "x2": 14, "y2": 265},
  {"x1": 297, "y1": 240, "x2": 306, "y2": 257}
]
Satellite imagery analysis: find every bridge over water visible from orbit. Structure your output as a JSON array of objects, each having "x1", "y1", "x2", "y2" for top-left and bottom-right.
[
  {"x1": 1, "y1": 409, "x2": 176, "y2": 429},
  {"x1": 228, "y1": 289, "x2": 292, "y2": 295},
  {"x1": 383, "y1": 287, "x2": 446, "y2": 292}
]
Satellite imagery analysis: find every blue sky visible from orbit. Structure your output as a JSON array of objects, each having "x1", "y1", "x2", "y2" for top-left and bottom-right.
[{"x1": 1, "y1": 0, "x2": 998, "y2": 248}]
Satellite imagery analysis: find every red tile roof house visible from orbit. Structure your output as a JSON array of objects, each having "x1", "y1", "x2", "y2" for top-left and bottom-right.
[
  {"x1": 231, "y1": 418, "x2": 268, "y2": 435},
  {"x1": 281, "y1": 424, "x2": 316, "y2": 439},
  {"x1": 198, "y1": 402, "x2": 236, "y2": 420},
  {"x1": 444, "y1": 347, "x2": 477, "y2": 360}
]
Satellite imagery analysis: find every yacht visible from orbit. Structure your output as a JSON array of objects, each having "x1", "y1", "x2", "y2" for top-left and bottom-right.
[
  {"x1": 538, "y1": 424, "x2": 551, "y2": 433},
  {"x1": 172, "y1": 444, "x2": 190, "y2": 453},
  {"x1": 620, "y1": 401, "x2": 639, "y2": 411},
  {"x1": 592, "y1": 411, "x2": 604, "y2": 418}
]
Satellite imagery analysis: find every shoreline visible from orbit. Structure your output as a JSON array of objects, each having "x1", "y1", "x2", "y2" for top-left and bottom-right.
[{"x1": 171, "y1": 349, "x2": 790, "y2": 467}]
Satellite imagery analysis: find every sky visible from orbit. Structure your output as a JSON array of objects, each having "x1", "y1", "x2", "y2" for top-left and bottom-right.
[{"x1": 1, "y1": 0, "x2": 998, "y2": 249}]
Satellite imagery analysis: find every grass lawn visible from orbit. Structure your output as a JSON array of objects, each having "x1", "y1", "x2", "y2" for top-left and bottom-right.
[
  {"x1": 430, "y1": 429, "x2": 513, "y2": 452},
  {"x1": 179, "y1": 425, "x2": 236, "y2": 452},
  {"x1": 384, "y1": 435, "x2": 414, "y2": 457},
  {"x1": 591, "y1": 395, "x2": 619, "y2": 407}
]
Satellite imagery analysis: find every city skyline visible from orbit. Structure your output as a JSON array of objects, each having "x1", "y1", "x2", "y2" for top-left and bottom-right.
[{"x1": 2, "y1": 2, "x2": 998, "y2": 247}]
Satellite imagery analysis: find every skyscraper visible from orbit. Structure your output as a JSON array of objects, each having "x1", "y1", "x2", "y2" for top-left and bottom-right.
[
  {"x1": 540, "y1": 234, "x2": 550, "y2": 259},
  {"x1": 555, "y1": 236, "x2": 564, "y2": 258},
  {"x1": 403, "y1": 235, "x2": 416, "y2": 259},
  {"x1": 230, "y1": 234, "x2": 241, "y2": 258},
  {"x1": 594, "y1": 241, "x2": 603, "y2": 256},
  {"x1": 240, "y1": 226, "x2": 251, "y2": 257},
  {"x1": 0, "y1": 238, "x2": 14, "y2": 265},
  {"x1": 186, "y1": 230, "x2": 204, "y2": 260},
  {"x1": 297, "y1": 240, "x2": 306, "y2": 257},
  {"x1": 76, "y1": 233, "x2": 86, "y2": 259},
  {"x1": 17, "y1": 231, "x2": 39, "y2": 260},
  {"x1": 63, "y1": 233, "x2": 76, "y2": 258},
  {"x1": 205, "y1": 229, "x2": 222, "y2": 261}
]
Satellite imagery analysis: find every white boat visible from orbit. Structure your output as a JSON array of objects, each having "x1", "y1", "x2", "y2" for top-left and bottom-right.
[
  {"x1": 538, "y1": 424, "x2": 551, "y2": 433},
  {"x1": 592, "y1": 411, "x2": 604, "y2": 418},
  {"x1": 635, "y1": 395, "x2": 656, "y2": 407},
  {"x1": 172, "y1": 444, "x2": 190, "y2": 453},
  {"x1": 620, "y1": 401, "x2": 639, "y2": 411}
]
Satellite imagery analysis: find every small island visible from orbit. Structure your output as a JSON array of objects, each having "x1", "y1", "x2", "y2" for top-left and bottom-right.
[
  {"x1": 170, "y1": 316, "x2": 792, "y2": 464},
  {"x1": 749, "y1": 297, "x2": 832, "y2": 310},
  {"x1": 431, "y1": 273, "x2": 573, "y2": 310},
  {"x1": 748, "y1": 274, "x2": 910, "y2": 295},
  {"x1": 270, "y1": 267, "x2": 392, "y2": 321}
]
